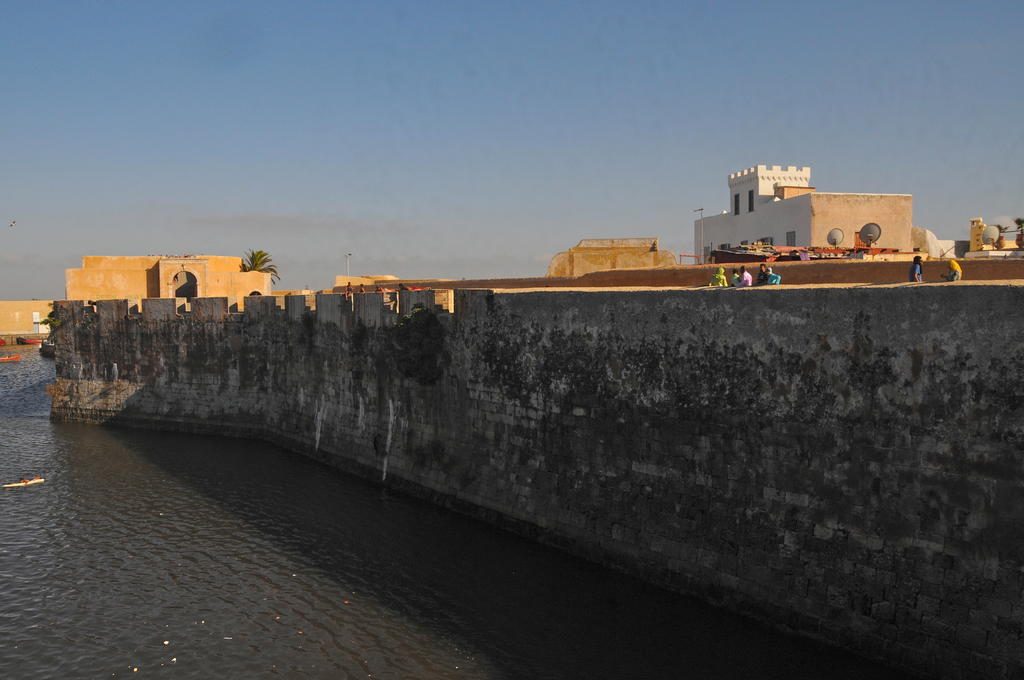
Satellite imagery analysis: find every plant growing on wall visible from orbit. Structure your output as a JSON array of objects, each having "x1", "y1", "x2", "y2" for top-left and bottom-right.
[
  {"x1": 390, "y1": 307, "x2": 449, "y2": 385},
  {"x1": 240, "y1": 249, "x2": 280, "y2": 283},
  {"x1": 40, "y1": 304, "x2": 61, "y2": 329}
]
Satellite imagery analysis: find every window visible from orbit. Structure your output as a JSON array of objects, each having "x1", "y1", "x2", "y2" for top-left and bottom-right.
[
  {"x1": 748, "y1": 190, "x2": 754, "y2": 213},
  {"x1": 733, "y1": 193, "x2": 740, "y2": 216},
  {"x1": 786, "y1": 231, "x2": 797, "y2": 247}
]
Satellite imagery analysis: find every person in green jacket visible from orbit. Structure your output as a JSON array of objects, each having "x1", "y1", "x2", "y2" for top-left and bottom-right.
[{"x1": 708, "y1": 267, "x2": 728, "y2": 287}]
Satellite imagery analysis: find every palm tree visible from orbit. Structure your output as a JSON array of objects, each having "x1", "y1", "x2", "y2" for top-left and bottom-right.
[{"x1": 240, "y1": 249, "x2": 280, "y2": 283}]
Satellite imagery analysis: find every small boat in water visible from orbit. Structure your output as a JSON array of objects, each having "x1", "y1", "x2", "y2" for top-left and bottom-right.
[
  {"x1": 16, "y1": 337, "x2": 42, "y2": 345},
  {"x1": 3, "y1": 477, "x2": 44, "y2": 488},
  {"x1": 39, "y1": 339, "x2": 56, "y2": 358},
  {"x1": 0, "y1": 354, "x2": 21, "y2": 362}
]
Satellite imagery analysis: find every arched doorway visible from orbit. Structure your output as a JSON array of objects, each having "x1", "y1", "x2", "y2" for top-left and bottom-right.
[
  {"x1": 248, "y1": 291, "x2": 262, "y2": 296},
  {"x1": 173, "y1": 271, "x2": 198, "y2": 298}
]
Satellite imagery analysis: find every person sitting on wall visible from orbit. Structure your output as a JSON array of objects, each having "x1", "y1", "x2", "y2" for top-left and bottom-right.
[
  {"x1": 358, "y1": 284, "x2": 366, "y2": 293},
  {"x1": 908, "y1": 255, "x2": 924, "y2": 283},
  {"x1": 737, "y1": 265, "x2": 753, "y2": 287},
  {"x1": 766, "y1": 267, "x2": 782, "y2": 285},
  {"x1": 730, "y1": 268, "x2": 740, "y2": 287},
  {"x1": 945, "y1": 259, "x2": 963, "y2": 281},
  {"x1": 756, "y1": 263, "x2": 770, "y2": 286},
  {"x1": 708, "y1": 267, "x2": 728, "y2": 287}
]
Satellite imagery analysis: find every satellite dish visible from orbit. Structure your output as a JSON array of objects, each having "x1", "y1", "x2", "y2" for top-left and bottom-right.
[
  {"x1": 859, "y1": 223, "x2": 882, "y2": 247},
  {"x1": 827, "y1": 228, "x2": 844, "y2": 246},
  {"x1": 982, "y1": 225, "x2": 1001, "y2": 245}
]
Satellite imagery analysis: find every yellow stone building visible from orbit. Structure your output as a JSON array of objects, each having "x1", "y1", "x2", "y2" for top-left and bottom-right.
[
  {"x1": 0, "y1": 300, "x2": 54, "y2": 336},
  {"x1": 65, "y1": 255, "x2": 272, "y2": 301},
  {"x1": 547, "y1": 239, "x2": 677, "y2": 278}
]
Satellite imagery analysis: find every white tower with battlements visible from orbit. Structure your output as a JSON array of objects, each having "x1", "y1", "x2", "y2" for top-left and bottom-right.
[
  {"x1": 726, "y1": 165, "x2": 812, "y2": 216},
  {"x1": 693, "y1": 164, "x2": 912, "y2": 258}
]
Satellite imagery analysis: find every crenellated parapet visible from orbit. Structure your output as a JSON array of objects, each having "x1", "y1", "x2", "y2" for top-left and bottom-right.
[
  {"x1": 54, "y1": 288, "x2": 463, "y2": 331},
  {"x1": 727, "y1": 164, "x2": 812, "y2": 183}
]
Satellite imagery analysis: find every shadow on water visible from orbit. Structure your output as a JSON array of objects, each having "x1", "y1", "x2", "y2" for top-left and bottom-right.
[{"x1": 60, "y1": 422, "x2": 913, "y2": 680}]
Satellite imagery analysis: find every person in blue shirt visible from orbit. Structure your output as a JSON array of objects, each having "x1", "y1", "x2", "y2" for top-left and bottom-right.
[{"x1": 908, "y1": 255, "x2": 923, "y2": 282}]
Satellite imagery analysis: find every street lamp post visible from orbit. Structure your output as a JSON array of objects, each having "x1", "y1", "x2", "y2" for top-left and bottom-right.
[
  {"x1": 346, "y1": 253, "x2": 352, "y2": 279},
  {"x1": 693, "y1": 208, "x2": 705, "y2": 264}
]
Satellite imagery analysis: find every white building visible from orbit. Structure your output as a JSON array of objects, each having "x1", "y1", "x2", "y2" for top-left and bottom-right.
[{"x1": 694, "y1": 165, "x2": 913, "y2": 257}]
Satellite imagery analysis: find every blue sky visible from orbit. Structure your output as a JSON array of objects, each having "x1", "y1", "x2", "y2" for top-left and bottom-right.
[{"x1": 2, "y1": 0, "x2": 1022, "y2": 298}]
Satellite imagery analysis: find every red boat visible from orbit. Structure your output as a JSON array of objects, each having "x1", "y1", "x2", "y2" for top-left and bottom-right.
[
  {"x1": 16, "y1": 337, "x2": 42, "y2": 345},
  {"x1": 0, "y1": 354, "x2": 21, "y2": 362}
]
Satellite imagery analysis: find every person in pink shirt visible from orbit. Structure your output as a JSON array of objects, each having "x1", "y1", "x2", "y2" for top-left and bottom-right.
[{"x1": 737, "y1": 265, "x2": 753, "y2": 287}]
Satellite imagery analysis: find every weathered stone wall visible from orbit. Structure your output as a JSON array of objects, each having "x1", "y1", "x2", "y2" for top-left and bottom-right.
[
  {"x1": 49, "y1": 285, "x2": 1024, "y2": 679},
  {"x1": 547, "y1": 238, "x2": 678, "y2": 277}
]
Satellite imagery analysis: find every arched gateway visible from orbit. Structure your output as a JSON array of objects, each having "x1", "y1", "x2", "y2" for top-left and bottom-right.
[{"x1": 172, "y1": 271, "x2": 198, "y2": 298}]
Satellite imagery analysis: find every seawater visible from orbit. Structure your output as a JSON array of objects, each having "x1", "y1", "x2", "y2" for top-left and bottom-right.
[{"x1": 0, "y1": 351, "x2": 909, "y2": 679}]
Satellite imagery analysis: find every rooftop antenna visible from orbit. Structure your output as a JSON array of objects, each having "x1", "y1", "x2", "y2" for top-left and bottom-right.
[
  {"x1": 693, "y1": 208, "x2": 705, "y2": 264},
  {"x1": 826, "y1": 228, "x2": 844, "y2": 247},
  {"x1": 859, "y1": 223, "x2": 881, "y2": 247}
]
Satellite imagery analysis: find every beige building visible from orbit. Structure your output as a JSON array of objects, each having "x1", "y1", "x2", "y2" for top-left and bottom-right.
[
  {"x1": 0, "y1": 300, "x2": 53, "y2": 335},
  {"x1": 65, "y1": 255, "x2": 271, "y2": 301},
  {"x1": 547, "y1": 238, "x2": 677, "y2": 277},
  {"x1": 694, "y1": 165, "x2": 913, "y2": 256}
]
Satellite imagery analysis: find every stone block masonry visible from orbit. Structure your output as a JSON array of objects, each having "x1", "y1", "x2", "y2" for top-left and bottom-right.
[{"x1": 49, "y1": 285, "x2": 1024, "y2": 679}]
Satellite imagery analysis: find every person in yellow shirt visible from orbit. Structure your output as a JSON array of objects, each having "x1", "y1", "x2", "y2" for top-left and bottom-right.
[
  {"x1": 708, "y1": 267, "x2": 728, "y2": 287},
  {"x1": 945, "y1": 259, "x2": 963, "y2": 281}
]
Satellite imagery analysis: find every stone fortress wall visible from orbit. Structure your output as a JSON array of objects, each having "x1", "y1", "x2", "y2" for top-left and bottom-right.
[{"x1": 49, "y1": 284, "x2": 1024, "y2": 679}]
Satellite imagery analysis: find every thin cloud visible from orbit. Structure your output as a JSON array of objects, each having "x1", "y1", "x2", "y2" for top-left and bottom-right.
[
  {"x1": 274, "y1": 251, "x2": 548, "y2": 289},
  {"x1": 0, "y1": 252, "x2": 68, "y2": 268},
  {"x1": 186, "y1": 212, "x2": 413, "y2": 237}
]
